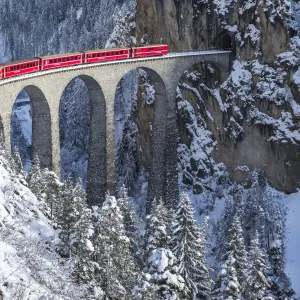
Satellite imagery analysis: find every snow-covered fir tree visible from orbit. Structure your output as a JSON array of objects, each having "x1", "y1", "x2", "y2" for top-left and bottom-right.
[
  {"x1": 225, "y1": 215, "x2": 248, "y2": 284},
  {"x1": 171, "y1": 192, "x2": 212, "y2": 299},
  {"x1": 213, "y1": 253, "x2": 241, "y2": 300},
  {"x1": 143, "y1": 198, "x2": 187, "y2": 299},
  {"x1": 146, "y1": 247, "x2": 187, "y2": 299},
  {"x1": 70, "y1": 179, "x2": 96, "y2": 284},
  {"x1": 27, "y1": 155, "x2": 43, "y2": 199},
  {"x1": 40, "y1": 168, "x2": 61, "y2": 219},
  {"x1": 57, "y1": 177, "x2": 79, "y2": 257},
  {"x1": 118, "y1": 185, "x2": 141, "y2": 259},
  {"x1": 11, "y1": 146, "x2": 24, "y2": 175},
  {"x1": 213, "y1": 215, "x2": 248, "y2": 299},
  {"x1": 92, "y1": 196, "x2": 139, "y2": 299},
  {"x1": 241, "y1": 174, "x2": 293, "y2": 297},
  {"x1": 243, "y1": 231, "x2": 272, "y2": 300},
  {"x1": 145, "y1": 198, "x2": 169, "y2": 256}
]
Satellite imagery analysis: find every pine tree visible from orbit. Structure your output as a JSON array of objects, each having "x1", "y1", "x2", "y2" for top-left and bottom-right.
[
  {"x1": 213, "y1": 215, "x2": 247, "y2": 300},
  {"x1": 214, "y1": 195, "x2": 233, "y2": 262},
  {"x1": 71, "y1": 179, "x2": 95, "y2": 284},
  {"x1": 143, "y1": 198, "x2": 187, "y2": 299},
  {"x1": 172, "y1": 193, "x2": 212, "y2": 299},
  {"x1": 92, "y1": 196, "x2": 139, "y2": 299},
  {"x1": 225, "y1": 215, "x2": 248, "y2": 284},
  {"x1": 40, "y1": 168, "x2": 61, "y2": 219},
  {"x1": 11, "y1": 146, "x2": 24, "y2": 175},
  {"x1": 57, "y1": 177, "x2": 79, "y2": 257},
  {"x1": 213, "y1": 253, "x2": 241, "y2": 300},
  {"x1": 144, "y1": 198, "x2": 169, "y2": 257},
  {"x1": 27, "y1": 155, "x2": 43, "y2": 200},
  {"x1": 118, "y1": 185, "x2": 141, "y2": 261},
  {"x1": 243, "y1": 231, "x2": 272, "y2": 300},
  {"x1": 146, "y1": 248, "x2": 187, "y2": 299}
]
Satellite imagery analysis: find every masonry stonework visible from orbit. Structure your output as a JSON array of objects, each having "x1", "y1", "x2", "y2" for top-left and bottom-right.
[{"x1": 0, "y1": 53, "x2": 231, "y2": 207}]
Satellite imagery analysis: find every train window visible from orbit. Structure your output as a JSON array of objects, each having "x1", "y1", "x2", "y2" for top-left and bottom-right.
[
  {"x1": 138, "y1": 49, "x2": 141, "y2": 53},
  {"x1": 159, "y1": 47, "x2": 162, "y2": 50}
]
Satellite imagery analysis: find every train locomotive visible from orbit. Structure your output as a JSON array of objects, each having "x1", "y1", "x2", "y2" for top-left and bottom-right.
[{"x1": 0, "y1": 45, "x2": 169, "y2": 80}]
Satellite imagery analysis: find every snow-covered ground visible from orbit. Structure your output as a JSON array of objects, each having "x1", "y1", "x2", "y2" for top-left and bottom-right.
[
  {"x1": 284, "y1": 191, "x2": 300, "y2": 297},
  {"x1": 0, "y1": 154, "x2": 89, "y2": 299}
]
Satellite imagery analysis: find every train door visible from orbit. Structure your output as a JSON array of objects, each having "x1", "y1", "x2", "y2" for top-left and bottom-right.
[{"x1": 130, "y1": 48, "x2": 134, "y2": 58}]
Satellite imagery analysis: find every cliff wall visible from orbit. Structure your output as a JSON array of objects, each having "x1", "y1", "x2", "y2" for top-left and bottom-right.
[{"x1": 136, "y1": 0, "x2": 300, "y2": 193}]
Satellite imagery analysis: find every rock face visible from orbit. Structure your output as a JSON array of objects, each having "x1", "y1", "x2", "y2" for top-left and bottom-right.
[{"x1": 136, "y1": 0, "x2": 300, "y2": 193}]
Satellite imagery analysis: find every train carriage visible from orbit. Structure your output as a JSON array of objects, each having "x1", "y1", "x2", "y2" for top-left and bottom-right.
[
  {"x1": 3, "y1": 58, "x2": 41, "y2": 79},
  {"x1": 0, "y1": 45, "x2": 169, "y2": 80},
  {"x1": 132, "y1": 45, "x2": 168, "y2": 58},
  {"x1": 41, "y1": 52, "x2": 84, "y2": 70},
  {"x1": 84, "y1": 47, "x2": 130, "y2": 64}
]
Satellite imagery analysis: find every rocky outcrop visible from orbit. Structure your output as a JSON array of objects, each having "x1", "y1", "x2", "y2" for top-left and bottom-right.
[{"x1": 136, "y1": 0, "x2": 300, "y2": 193}]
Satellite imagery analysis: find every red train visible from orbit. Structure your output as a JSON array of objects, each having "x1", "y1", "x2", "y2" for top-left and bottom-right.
[{"x1": 0, "y1": 45, "x2": 168, "y2": 80}]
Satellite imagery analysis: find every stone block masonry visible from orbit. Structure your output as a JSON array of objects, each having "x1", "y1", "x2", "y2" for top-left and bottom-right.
[{"x1": 0, "y1": 51, "x2": 231, "y2": 208}]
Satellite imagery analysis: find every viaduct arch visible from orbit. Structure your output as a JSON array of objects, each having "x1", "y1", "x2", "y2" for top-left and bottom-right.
[{"x1": 0, "y1": 51, "x2": 231, "y2": 206}]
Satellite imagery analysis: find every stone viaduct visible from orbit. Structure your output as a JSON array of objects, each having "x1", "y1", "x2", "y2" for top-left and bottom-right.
[{"x1": 0, "y1": 50, "x2": 231, "y2": 207}]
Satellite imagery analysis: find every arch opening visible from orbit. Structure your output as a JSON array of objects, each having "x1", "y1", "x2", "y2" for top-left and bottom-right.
[
  {"x1": 59, "y1": 75, "x2": 106, "y2": 206},
  {"x1": 114, "y1": 67, "x2": 167, "y2": 214},
  {"x1": 11, "y1": 86, "x2": 52, "y2": 171}
]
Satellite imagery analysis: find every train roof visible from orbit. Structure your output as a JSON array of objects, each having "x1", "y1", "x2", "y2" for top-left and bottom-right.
[
  {"x1": 2, "y1": 57, "x2": 40, "y2": 66},
  {"x1": 131, "y1": 44, "x2": 168, "y2": 48},
  {"x1": 41, "y1": 52, "x2": 83, "y2": 59},
  {"x1": 83, "y1": 47, "x2": 130, "y2": 54}
]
